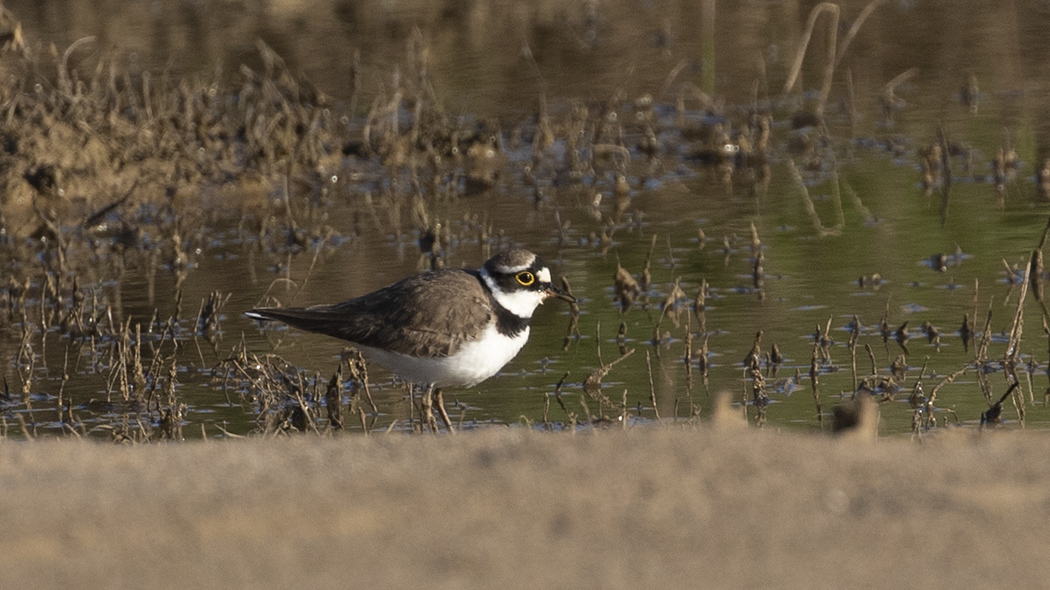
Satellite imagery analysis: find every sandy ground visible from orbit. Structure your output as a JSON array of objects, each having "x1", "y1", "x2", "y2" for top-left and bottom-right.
[{"x1": 1, "y1": 426, "x2": 1048, "y2": 589}]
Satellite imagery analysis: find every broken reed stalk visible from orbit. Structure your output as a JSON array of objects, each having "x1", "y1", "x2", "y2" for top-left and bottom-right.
[
  {"x1": 642, "y1": 234, "x2": 657, "y2": 295},
  {"x1": 583, "y1": 348, "x2": 635, "y2": 413},
  {"x1": 783, "y1": 2, "x2": 838, "y2": 118},
  {"x1": 927, "y1": 364, "x2": 970, "y2": 410},
  {"x1": 699, "y1": 334, "x2": 710, "y2": 381},
  {"x1": 578, "y1": 393, "x2": 596, "y2": 432},
  {"x1": 969, "y1": 278, "x2": 980, "y2": 359},
  {"x1": 419, "y1": 386, "x2": 438, "y2": 434},
  {"x1": 848, "y1": 316, "x2": 860, "y2": 392},
  {"x1": 552, "y1": 372, "x2": 574, "y2": 427},
  {"x1": 55, "y1": 345, "x2": 70, "y2": 426},
  {"x1": 821, "y1": 315, "x2": 834, "y2": 358},
  {"x1": 882, "y1": 68, "x2": 920, "y2": 98},
  {"x1": 16, "y1": 311, "x2": 34, "y2": 399},
  {"x1": 1030, "y1": 215, "x2": 1050, "y2": 319},
  {"x1": 1031, "y1": 249, "x2": 1048, "y2": 317},
  {"x1": 976, "y1": 302, "x2": 994, "y2": 366},
  {"x1": 560, "y1": 276, "x2": 581, "y2": 351},
  {"x1": 694, "y1": 278, "x2": 708, "y2": 335},
  {"x1": 789, "y1": 157, "x2": 842, "y2": 237},
  {"x1": 782, "y1": 0, "x2": 886, "y2": 119},
  {"x1": 1045, "y1": 319, "x2": 1050, "y2": 405},
  {"x1": 809, "y1": 341, "x2": 822, "y2": 427},
  {"x1": 684, "y1": 329, "x2": 694, "y2": 391},
  {"x1": 1025, "y1": 355, "x2": 1036, "y2": 405},
  {"x1": 1006, "y1": 263, "x2": 1030, "y2": 365},
  {"x1": 750, "y1": 367, "x2": 767, "y2": 427},
  {"x1": 829, "y1": 159, "x2": 846, "y2": 229},
  {"x1": 1002, "y1": 264, "x2": 1029, "y2": 428},
  {"x1": 740, "y1": 368, "x2": 749, "y2": 423},
  {"x1": 345, "y1": 348, "x2": 378, "y2": 414},
  {"x1": 908, "y1": 358, "x2": 928, "y2": 411},
  {"x1": 1037, "y1": 215, "x2": 1050, "y2": 250},
  {"x1": 325, "y1": 368, "x2": 343, "y2": 430},
  {"x1": 842, "y1": 180, "x2": 876, "y2": 225},
  {"x1": 832, "y1": 0, "x2": 889, "y2": 70},
  {"x1": 646, "y1": 350, "x2": 661, "y2": 422}
]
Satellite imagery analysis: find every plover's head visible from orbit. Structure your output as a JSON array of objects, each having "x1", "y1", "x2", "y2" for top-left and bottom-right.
[{"x1": 479, "y1": 249, "x2": 574, "y2": 318}]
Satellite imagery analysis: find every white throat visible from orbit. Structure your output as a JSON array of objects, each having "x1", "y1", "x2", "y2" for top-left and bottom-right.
[{"x1": 480, "y1": 267, "x2": 547, "y2": 319}]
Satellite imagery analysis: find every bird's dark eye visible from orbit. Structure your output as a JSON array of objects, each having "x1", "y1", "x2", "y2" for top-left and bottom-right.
[{"x1": 515, "y1": 271, "x2": 535, "y2": 286}]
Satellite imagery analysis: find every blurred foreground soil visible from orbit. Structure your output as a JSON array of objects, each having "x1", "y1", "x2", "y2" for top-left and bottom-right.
[{"x1": 1, "y1": 427, "x2": 1047, "y2": 589}]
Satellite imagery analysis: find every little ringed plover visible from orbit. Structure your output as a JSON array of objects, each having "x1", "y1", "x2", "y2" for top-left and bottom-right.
[{"x1": 245, "y1": 249, "x2": 574, "y2": 431}]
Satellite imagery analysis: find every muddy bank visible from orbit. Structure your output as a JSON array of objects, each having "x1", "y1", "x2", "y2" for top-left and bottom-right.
[{"x1": 0, "y1": 427, "x2": 1046, "y2": 588}]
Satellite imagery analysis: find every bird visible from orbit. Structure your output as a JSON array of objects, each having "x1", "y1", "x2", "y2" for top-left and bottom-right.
[{"x1": 245, "y1": 249, "x2": 575, "y2": 432}]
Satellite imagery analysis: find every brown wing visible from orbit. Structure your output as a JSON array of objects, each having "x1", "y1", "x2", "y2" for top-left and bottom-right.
[{"x1": 246, "y1": 269, "x2": 494, "y2": 358}]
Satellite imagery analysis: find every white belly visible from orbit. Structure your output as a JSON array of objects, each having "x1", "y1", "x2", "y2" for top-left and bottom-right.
[{"x1": 359, "y1": 324, "x2": 530, "y2": 388}]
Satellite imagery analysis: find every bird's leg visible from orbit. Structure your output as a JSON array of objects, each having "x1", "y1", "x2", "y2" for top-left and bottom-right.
[
  {"x1": 433, "y1": 388, "x2": 456, "y2": 434},
  {"x1": 421, "y1": 384, "x2": 439, "y2": 433}
]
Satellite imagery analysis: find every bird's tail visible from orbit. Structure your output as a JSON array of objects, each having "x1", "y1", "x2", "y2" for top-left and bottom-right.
[{"x1": 244, "y1": 306, "x2": 344, "y2": 337}]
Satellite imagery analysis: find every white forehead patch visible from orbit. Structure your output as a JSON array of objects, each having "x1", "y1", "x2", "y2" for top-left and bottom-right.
[{"x1": 536, "y1": 267, "x2": 552, "y2": 283}]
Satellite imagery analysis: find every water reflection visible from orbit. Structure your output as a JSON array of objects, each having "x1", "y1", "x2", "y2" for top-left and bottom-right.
[
  {"x1": 1, "y1": 1, "x2": 1049, "y2": 438},
  {"x1": 7, "y1": 1, "x2": 1047, "y2": 119}
]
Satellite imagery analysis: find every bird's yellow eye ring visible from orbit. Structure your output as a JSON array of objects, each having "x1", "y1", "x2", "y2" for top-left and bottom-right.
[{"x1": 515, "y1": 271, "x2": 535, "y2": 286}]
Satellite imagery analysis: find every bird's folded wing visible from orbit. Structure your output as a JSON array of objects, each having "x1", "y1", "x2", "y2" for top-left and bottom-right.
[{"x1": 248, "y1": 270, "x2": 493, "y2": 357}]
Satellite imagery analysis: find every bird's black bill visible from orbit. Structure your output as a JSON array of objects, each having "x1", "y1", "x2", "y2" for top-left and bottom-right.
[{"x1": 544, "y1": 284, "x2": 576, "y2": 303}]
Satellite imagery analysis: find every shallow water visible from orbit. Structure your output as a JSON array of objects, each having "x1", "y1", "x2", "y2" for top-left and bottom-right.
[{"x1": 4, "y1": 0, "x2": 1050, "y2": 438}]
